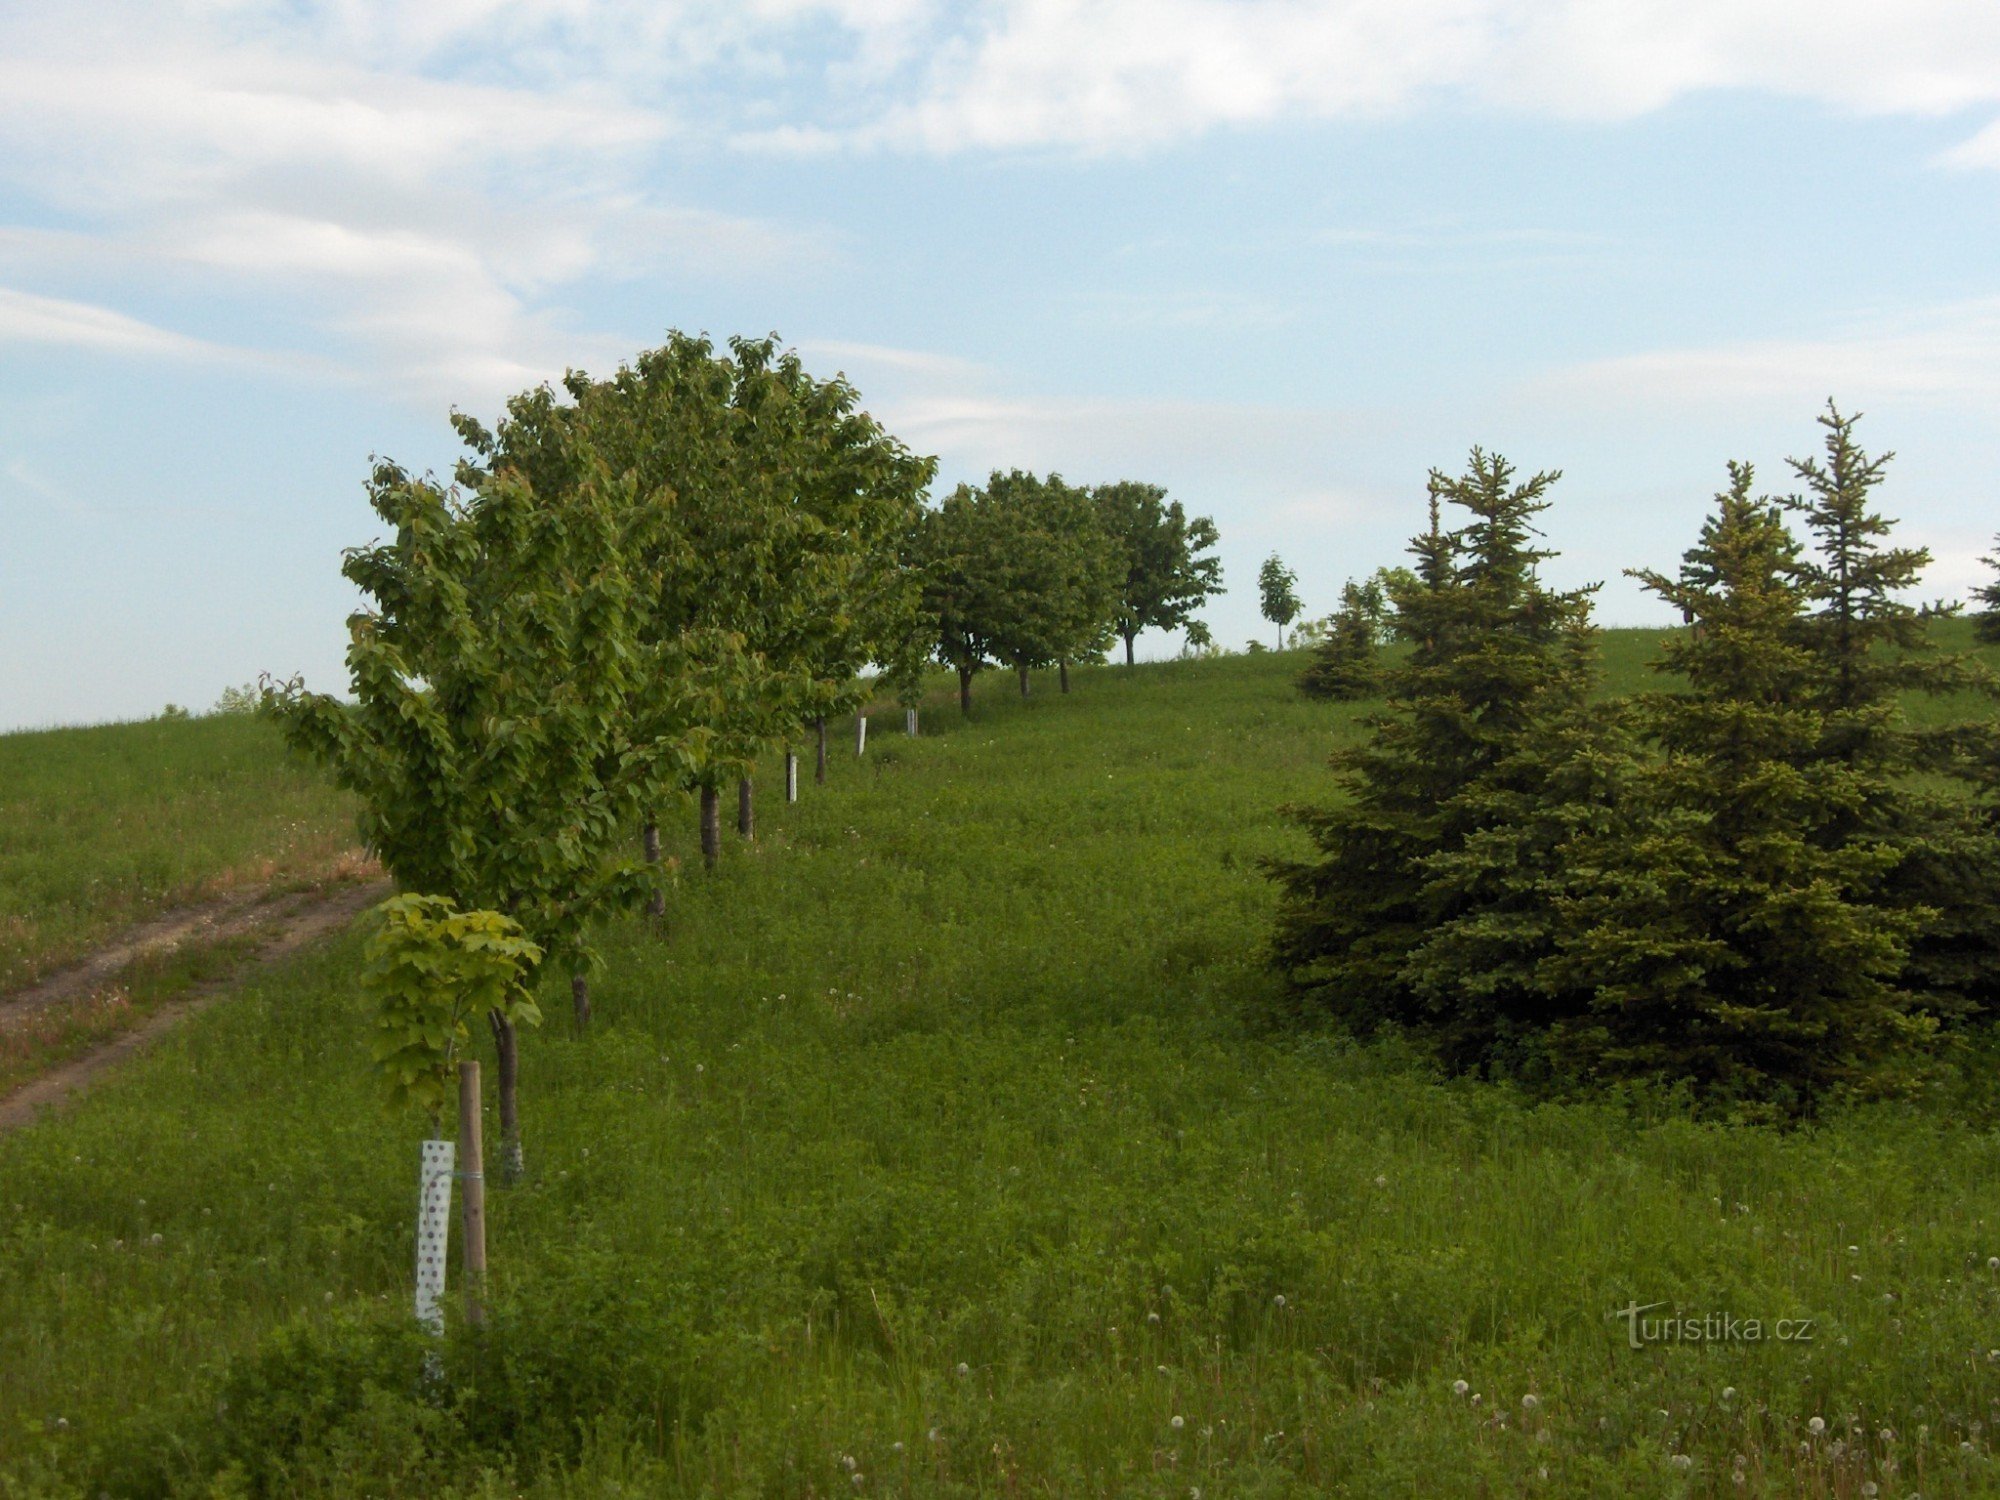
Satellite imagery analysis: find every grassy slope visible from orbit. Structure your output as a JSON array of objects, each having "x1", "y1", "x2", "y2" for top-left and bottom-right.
[
  {"x1": 0, "y1": 714, "x2": 360, "y2": 993},
  {"x1": 6, "y1": 639, "x2": 2000, "y2": 1496}
]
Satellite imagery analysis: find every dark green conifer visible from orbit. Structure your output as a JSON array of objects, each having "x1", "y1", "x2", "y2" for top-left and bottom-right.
[
  {"x1": 1297, "y1": 581, "x2": 1385, "y2": 701},
  {"x1": 1269, "y1": 451, "x2": 1609, "y2": 1053},
  {"x1": 1549, "y1": 465, "x2": 1933, "y2": 1111},
  {"x1": 1783, "y1": 404, "x2": 2000, "y2": 1020}
]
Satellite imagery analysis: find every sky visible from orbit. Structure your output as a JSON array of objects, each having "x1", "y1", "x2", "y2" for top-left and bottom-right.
[{"x1": 3, "y1": 1, "x2": 2000, "y2": 730}]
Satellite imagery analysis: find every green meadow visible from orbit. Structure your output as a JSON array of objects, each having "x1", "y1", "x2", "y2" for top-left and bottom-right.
[
  {"x1": 0, "y1": 713, "x2": 360, "y2": 993},
  {"x1": 6, "y1": 636, "x2": 2000, "y2": 1496}
]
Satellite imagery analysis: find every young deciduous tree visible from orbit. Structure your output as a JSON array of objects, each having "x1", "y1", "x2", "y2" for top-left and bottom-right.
[
  {"x1": 1257, "y1": 554, "x2": 1302, "y2": 649},
  {"x1": 1092, "y1": 481, "x2": 1223, "y2": 665},
  {"x1": 981, "y1": 470, "x2": 1120, "y2": 697},
  {"x1": 271, "y1": 457, "x2": 642, "y2": 1178}
]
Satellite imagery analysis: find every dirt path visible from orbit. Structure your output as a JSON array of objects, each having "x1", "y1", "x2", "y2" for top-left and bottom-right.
[{"x1": 0, "y1": 877, "x2": 390, "y2": 1133}]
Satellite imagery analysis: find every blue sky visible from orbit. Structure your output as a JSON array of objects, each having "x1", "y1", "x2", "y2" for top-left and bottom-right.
[{"x1": 4, "y1": 1, "x2": 2000, "y2": 729}]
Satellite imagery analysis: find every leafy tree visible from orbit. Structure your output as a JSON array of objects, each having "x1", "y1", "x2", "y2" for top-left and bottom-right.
[
  {"x1": 1092, "y1": 481, "x2": 1223, "y2": 665},
  {"x1": 1548, "y1": 465, "x2": 1933, "y2": 1109},
  {"x1": 1257, "y1": 554, "x2": 1302, "y2": 649},
  {"x1": 916, "y1": 485, "x2": 1012, "y2": 715},
  {"x1": 271, "y1": 457, "x2": 642, "y2": 1178},
  {"x1": 980, "y1": 470, "x2": 1120, "y2": 696},
  {"x1": 916, "y1": 470, "x2": 1119, "y2": 710},
  {"x1": 1269, "y1": 451, "x2": 1606, "y2": 1063},
  {"x1": 361, "y1": 895, "x2": 543, "y2": 1129}
]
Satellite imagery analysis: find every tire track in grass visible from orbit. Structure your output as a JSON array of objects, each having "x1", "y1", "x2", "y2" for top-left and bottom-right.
[{"x1": 0, "y1": 876, "x2": 390, "y2": 1132}]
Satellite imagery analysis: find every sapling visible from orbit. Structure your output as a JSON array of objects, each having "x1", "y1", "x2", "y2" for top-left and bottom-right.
[{"x1": 359, "y1": 894, "x2": 541, "y2": 1326}]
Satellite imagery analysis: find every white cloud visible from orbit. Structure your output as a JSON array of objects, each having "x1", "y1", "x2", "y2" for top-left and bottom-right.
[
  {"x1": 1543, "y1": 299, "x2": 2000, "y2": 407},
  {"x1": 0, "y1": 287, "x2": 239, "y2": 360}
]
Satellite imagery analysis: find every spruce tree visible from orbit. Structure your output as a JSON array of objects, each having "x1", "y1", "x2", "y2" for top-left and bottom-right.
[
  {"x1": 1782, "y1": 403, "x2": 2000, "y2": 1020},
  {"x1": 1549, "y1": 466, "x2": 1933, "y2": 1110},
  {"x1": 1972, "y1": 538, "x2": 2000, "y2": 644},
  {"x1": 1269, "y1": 450, "x2": 1608, "y2": 1059},
  {"x1": 1297, "y1": 581, "x2": 1385, "y2": 701}
]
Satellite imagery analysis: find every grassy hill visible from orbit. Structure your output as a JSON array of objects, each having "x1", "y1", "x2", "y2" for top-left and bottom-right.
[
  {"x1": 0, "y1": 712, "x2": 359, "y2": 993},
  {"x1": 6, "y1": 637, "x2": 2000, "y2": 1496}
]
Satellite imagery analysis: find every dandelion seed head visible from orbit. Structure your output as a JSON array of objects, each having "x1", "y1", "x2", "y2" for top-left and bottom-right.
[{"x1": 1809, "y1": 1417, "x2": 1826, "y2": 1435}]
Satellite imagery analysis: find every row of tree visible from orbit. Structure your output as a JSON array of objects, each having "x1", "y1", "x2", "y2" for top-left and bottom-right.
[
  {"x1": 271, "y1": 333, "x2": 1221, "y2": 1170},
  {"x1": 1270, "y1": 405, "x2": 2000, "y2": 1115}
]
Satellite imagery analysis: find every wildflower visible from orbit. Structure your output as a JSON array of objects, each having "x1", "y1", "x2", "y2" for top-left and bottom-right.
[
  {"x1": 1809, "y1": 1417, "x2": 1826, "y2": 1435},
  {"x1": 956, "y1": 1362, "x2": 969, "y2": 1377},
  {"x1": 1861, "y1": 1484, "x2": 1879, "y2": 1497},
  {"x1": 851, "y1": 1475, "x2": 864, "y2": 1489},
  {"x1": 148, "y1": 1233, "x2": 162, "y2": 1246},
  {"x1": 843, "y1": 1456, "x2": 857, "y2": 1472},
  {"x1": 1373, "y1": 1175, "x2": 1387, "y2": 1187},
  {"x1": 1670, "y1": 1454, "x2": 1692, "y2": 1470},
  {"x1": 1273, "y1": 1294, "x2": 1286, "y2": 1308},
  {"x1": 1989, "y1": 1257, "x2": 1999, "y2": 1271},
  {"x1": 1171, "y1": 1415, "x2": 1185, "y2": 1431},
  {"x1": 890, "y1": 1442, "x2": 903, "y2": 1454},
  {"x1": 928, "y1": 1428, "x2": 941, "y2": 1444},
  {"x1": 1452, "y1": 1380, "x2": 1469, "y2": 1396},
  {"x1": 1722, "y1": 1387, "x2": 1737, "y2": 1401},
  {"x1": 1521, "y1": 1394, "x2": 1539, "y2": 1412},
  {"x1": 1147, "y1": 1311, "x2": 1161, "y2": 1324}
]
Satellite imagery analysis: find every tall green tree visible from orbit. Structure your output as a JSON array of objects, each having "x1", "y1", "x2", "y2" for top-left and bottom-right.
[
  {"x1": 1548, "y1": 465, "x2": 1933, "y2": 1110},
  {"x1": 271, "y1": 457, "x2": 643, "y2": 1177},
  {"x1": 1092, "y1": 481, "x2": 1223, "y2": 665},
  {"x1": 1268, "y1": 452, "x2": 1606, "y2": 1060},
  {"x1": 982, "y1": 470, "x2": 1120, "y2": 696},
  {"x1": 916, "y1": 484, "x2": 1013, "y2": 715},
  {"x1": 1257, "y1": 554, "x2": 1302, "y2": 650},
  {"x1": 1781, "y1": 403, "x2": 2000, "y2": 1019}
]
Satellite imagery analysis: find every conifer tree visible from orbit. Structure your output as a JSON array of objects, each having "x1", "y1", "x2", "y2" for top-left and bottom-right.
[
  {"x1": 1296, "y1": 581, "x2": 1385, "y2": 701},
  {"x1": 1269, "y1": 450, "x2": 1606, "y2": 1056},
  {"x1": 1549, "y1": 465, "x2": 1933, "y2": 1110},
  {"x1": 1972, "y1": 538, "x2": 2000, "y2": 643},
  {"x1": 1782, "y1": 403, "x2": 2000, "y2": 1019}
]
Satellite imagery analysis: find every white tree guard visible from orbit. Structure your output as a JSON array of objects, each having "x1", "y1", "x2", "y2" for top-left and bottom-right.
[
  {"x1": 855, "y1": 714, "x2": 868, "y2": 755},
  {"x1": 786, "y1": 751, "x2": 798, "y2": 802},
  {"x1": 905, "y1": 708, "x2": 918, "y2": 737},
  {"x1": 415, "y1": 1138, "x2": 455, "y2": 1332}
]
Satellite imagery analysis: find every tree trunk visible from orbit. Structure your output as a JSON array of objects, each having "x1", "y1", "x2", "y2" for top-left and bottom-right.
[
  {"x1": 489, "y1": 1010, "x2": 523, "y2": 1184},
  {"x1": 699, "y1": 784, "x2": 720, "y2": 870},
  {"x1": 737, "y1": 776, "x2": 754, "y2": 838},
  {"x1": 1124, "y1": 631, "x2": 1135, "y2": 666},
  {"x1": 959, "y1": 667, "x2": 973, "y2": 717},
  {"x1": 1059, "y1": 661, "x2": 1070, "y2": 694},
  {"x1": 1017, "y1": 663, "x2": 1030, "y2": 697},
  {"x1": 643, "y1": 819, "x2": 664, "y2": 919},
  {"x1": 815, "y1": 716, "x2": 828, "y2": 784},
  {"x1": 571, "y1": 973, "x2": 590, "y2": 1033}
]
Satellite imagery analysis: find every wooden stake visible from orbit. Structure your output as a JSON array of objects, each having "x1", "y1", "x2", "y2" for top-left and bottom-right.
[{"x1": 458, "y1": 1061, "x2": 487, "y2": 1326}]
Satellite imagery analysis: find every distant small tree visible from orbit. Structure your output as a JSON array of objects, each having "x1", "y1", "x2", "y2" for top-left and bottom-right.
[
  {"x1": 1092, "y1": 481, "x2": 1223, "y2": 665},
  {"x1": 1296, "y1": 581, "x2": 1384, "y2": 701},
  {"x1": 1974, "y1": 539, "x2": 2000, "y2": 643},
  {"x1": 1257, "y1": 555, "x2": 1302, "y2": 649}
]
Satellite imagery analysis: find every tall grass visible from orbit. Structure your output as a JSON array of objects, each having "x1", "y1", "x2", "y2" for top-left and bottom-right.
[
  {"x1": 0, "y1": 713, "x2": 358, "y2": 992},
  {"x1": 4, "y1": 638, "x2": 2000, "y2": 1496}
]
